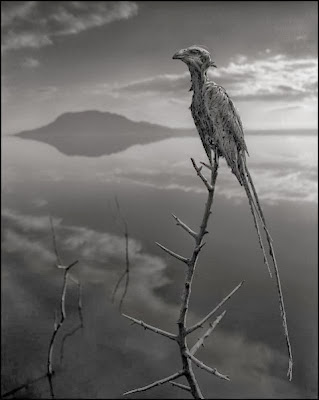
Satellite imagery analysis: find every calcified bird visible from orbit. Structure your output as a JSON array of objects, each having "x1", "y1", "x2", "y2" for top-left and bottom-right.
[{"x1": 173, "y1": 45, "x2": 293, "y2": 380}]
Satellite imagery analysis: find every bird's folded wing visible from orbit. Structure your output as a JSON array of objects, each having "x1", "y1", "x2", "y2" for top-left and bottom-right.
[{"x1": 203, "y1": 84, "x2": 249, "y2": 155}]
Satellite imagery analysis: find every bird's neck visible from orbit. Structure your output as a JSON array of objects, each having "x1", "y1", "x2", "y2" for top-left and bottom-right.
[{"x1": 189, "y1": 65, "x2": 206, "y2": 93}]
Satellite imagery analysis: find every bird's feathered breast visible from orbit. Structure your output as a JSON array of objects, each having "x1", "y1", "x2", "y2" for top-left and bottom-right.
[{"x1": 202, "y1": 82, "x2": 248, "y2": 155}]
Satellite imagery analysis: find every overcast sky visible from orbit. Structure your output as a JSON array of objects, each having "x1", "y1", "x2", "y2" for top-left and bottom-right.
[{"x1": 1, "y1": 1, "x2": 318, "y2": 133}]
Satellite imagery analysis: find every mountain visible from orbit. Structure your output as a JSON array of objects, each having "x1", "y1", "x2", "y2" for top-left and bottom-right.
[
  {"x1": 15, "y1": 111, "x2": 317, "y2": 157},
  {"x1": 15, "y1": 110, "x2": 195, "y2": 156}
]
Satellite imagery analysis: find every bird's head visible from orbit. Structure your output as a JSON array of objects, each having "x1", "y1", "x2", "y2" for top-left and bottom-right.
[{"x1": 172, "y1": 45, "x2": 217, "y2": 72}]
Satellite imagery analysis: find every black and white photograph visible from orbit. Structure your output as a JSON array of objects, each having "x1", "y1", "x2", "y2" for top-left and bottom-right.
[{"x1": 1, "y1": 1, "x2": 318, "y2": 398}]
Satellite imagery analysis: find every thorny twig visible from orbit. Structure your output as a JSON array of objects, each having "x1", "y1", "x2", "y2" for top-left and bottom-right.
[
  {"x1": 59, "y1": 276, "x2": 83, "y2": 365},
  {"x1": 1, "y1": 216, "x2": 83, "y2": 399},
  {"x1": 122, "y1": 154, "x2": 244, "y2": 399},
  {"x1": 47, "y1": 216, "x2": 81, "y2": 397},
  {"x1": 111, "y1": 196, "x2": 130, "y2": 312},
  {"x1": 1, "y1": 373, "x2": 48, "y2": 398}
]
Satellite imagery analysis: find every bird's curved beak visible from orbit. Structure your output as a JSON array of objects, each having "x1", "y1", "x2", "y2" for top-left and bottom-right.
[{"x1": 172, "y1": 49, "x2": 186, "y2": 60}]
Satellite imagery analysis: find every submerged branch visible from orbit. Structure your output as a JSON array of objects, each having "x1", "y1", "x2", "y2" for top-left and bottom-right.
[
  {"x1": 123, "y1": 371, "x2": 184, "y2": 396},
  {"x1": 112, "y1": 196, "x2": 130, "y2": 312},
  {"x1": 1, "y1": 373, "x2": 48, "y2": 398}
]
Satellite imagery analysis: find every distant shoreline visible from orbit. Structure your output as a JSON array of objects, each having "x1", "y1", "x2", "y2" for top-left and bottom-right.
[
  {"x1": 5, "y1": 109, "x2": 318, "y2": 157},
  {"x1": 6, "y1": 128, "x2": 317, "y2": 137}
]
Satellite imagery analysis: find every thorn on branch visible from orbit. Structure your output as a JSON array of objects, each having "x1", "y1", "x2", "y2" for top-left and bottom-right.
[
  {"x1": 155, "y1": 242, "x2": 189, "y2": 264},
  {"x1": 187, "y1": 281, "x2": 244, "y2": 335},
  {"x1": 122, "y1": 314, "x2": 177, "y2": 340},
  {"x1": 200, "y1": 161, "x2": 214, "y2": 171},
  {"x1": 171, "y1": 213, "x2": 198, "y2": 239},
  {"x1": 194, "y1": 242, "x2": 206, "y2": 254},
  {"x1": 169, "y1": 381, "x2": 191, "y2": 392},
  {"x1": 66, "y1": 260, "x2": 79, "y2": 271},
  {"x1": 187, "y1": 352, "x2": 230, "y2": 381}
]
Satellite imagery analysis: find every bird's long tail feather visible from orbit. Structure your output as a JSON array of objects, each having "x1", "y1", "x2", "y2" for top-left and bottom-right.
[
  {"x1": 245, "y1": 167, "x2": 274, "y2": 242},
  {"x1": 240, "y1": 157, "x2": 293, "y2": 381},
  {"x1": 241, "y1": 175, "x2": 272, "y2": 277}
]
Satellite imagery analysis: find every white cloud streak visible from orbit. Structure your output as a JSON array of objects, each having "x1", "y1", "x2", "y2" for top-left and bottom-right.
[
  {"x1": 1, "y1": 207, "x2": 171, "y2": 311},
  {"x1": 113, "y1": 53, "x2": 318, "y2": 102},
  {"x1": 2, "y1": 31, "x2": 53, "y2": 52},
  {"x1": 1, "y1": 1, "x2": 138, "y2": 53}
]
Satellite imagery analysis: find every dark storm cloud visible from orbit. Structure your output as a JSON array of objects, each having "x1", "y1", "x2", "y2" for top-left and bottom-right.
[{"x1": 1, "y1": 1, "x2": 138, "y2": 52}]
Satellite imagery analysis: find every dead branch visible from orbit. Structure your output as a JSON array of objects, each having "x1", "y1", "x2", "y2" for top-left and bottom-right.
[
  {"x1": 2, "y1": 217, "x2": 82, "y2": 400},
  {"x1": 186, "y1": 352, "x2": 230, "y2": 381},
  {"x1": 59, "y1": 275, "x2": 84, "y2": 365},
  {"x1": 191, "y1": 158, "x2": 213, "y2": 191},
  {"x1": 186, "y1": 281, "x2": 244, "y2": 335},
  {"x1": 155, "y1": 241, "x2": 189, "y2": 264},
  {"x1": 122, "y1": 314, "x2": 177, "y2": 340},
  {"x1": 122, "y1": 154, "x2": 244, "y2": 398},
  {"x1": 46, "y1": 217, "x2": 81, "y2": 397},
  {"x1": 169, "y1": 380, "x2": 191, "y2": 392},
  {"x1": 171, "y1": 213, "x2": 198, "y2": 239},
  {"x1": 111, "y1": 196, "x2": 130, "y2": 313},
  {"x1": 1, "y1": 373, "x2": 48, "y2": 398},
  {"x1": 123, "y1": 371, "x2": 184, "y2": 396}
]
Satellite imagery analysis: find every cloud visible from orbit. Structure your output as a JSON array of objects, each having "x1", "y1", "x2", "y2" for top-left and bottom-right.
[
  {"x1": 2, "y1": 208, "x2": 61, "y2": 232},
  {"x1": 2, "y1": 31, "x2": 53, "y2": 52},
  {"x1": 21, "y1": 56, "x2": 40, "y2": 68},
  {"x1": 112, "y1": 53, "x2": 318, "y2": 103},
  {"x1": 1, "y1": 1, "x2": 138, "y2": 53},
  {"x1": 2, "y1": 228, "x2": 54, "y2": 264},
  {"x1": 1, "y1": 207, "x2": 171, "y2": 311},
  {"x1": 1, "y1": 207, "x2": 310, "y2": 398},
  {"x1": 115, "y1": 72, "x2": 191, "y2": 95},
  {"x1": 92, "y1": 136, "x2": 317, "y2": 204},
  {"x1": 51, "y1": 1, "x2": 138, "y2": 35},
  {"x1": 1, "y1": 1, "x2": 38, "y2": 27},
  {"x1": 212, "y1": 54, "x2": 318, "y2": 101}
]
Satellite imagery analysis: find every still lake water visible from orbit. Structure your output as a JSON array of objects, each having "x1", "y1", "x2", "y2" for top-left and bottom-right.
[{"x1": 1, "y1": 133, "x2": 318, "y2": 398}]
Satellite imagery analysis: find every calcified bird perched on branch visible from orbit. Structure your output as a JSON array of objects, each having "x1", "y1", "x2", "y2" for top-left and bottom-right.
[{"x1": 173, "y1": 45, "x2": 293, "y2": 380}]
